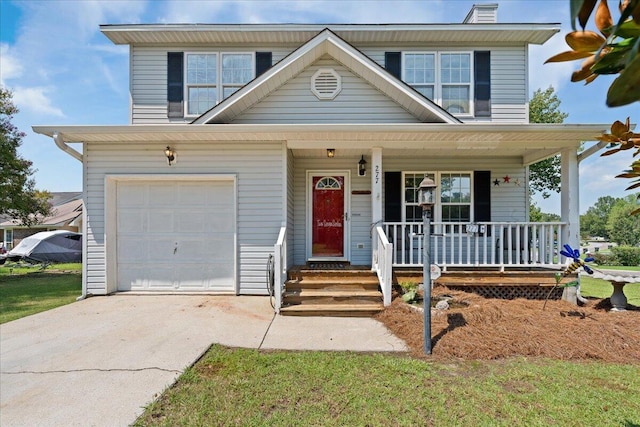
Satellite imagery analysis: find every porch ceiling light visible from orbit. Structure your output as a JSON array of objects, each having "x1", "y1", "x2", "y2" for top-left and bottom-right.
[
  {"x1": 164, "y1": 146, "x2": 176, "y2": 165},
  {"x1": 327, "y1": 148, "x2": 335, "y2": 158},
  {"x1": 418, "y1": 176, "x2": 437, "y2": 208},
  {"x1": 358, "y1": 155, "x2": 367, "y2": 176}
]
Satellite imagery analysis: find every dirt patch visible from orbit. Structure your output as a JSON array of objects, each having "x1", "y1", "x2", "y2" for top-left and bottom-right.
[{"x1": 375, "y1": 287, "x2": 640, "y2": 363}]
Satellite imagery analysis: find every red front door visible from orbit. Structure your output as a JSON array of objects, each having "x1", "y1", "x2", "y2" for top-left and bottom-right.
[{"x1": 312, "y1": 175, "x2": 345, "y2": 258}]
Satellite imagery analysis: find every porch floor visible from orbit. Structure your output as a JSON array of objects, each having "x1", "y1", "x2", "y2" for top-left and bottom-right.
[{"x1": 394, "y1": 268, "x2": 576, "y2": 300}]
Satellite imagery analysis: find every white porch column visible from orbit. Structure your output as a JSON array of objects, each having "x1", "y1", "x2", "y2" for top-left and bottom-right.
[
  {"x1": 560, "y1": 147, "x2": 580, "y2": 303},
  {"x1": 371, "y1": 147, "x2": 383, "y2": 266}
]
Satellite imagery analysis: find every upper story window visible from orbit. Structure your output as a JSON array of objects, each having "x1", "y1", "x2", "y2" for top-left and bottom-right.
[
  {"x1": 403, "y1": 52, "x2": 472, "y2": 116},
  {"x1": 185, "y1": 52, "x2": 254, "y2": 116},
  {"x1": 402, "y1": 171, "x2": 472, "y2": 224}
]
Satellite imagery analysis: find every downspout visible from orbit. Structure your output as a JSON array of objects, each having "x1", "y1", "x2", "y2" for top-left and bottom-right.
[
  {"x1": 53, "y1": 132, "x2": 87, "y2": 300},
  {"x1": 53, "y1": 132, "x2": 83, "y2": 162}
]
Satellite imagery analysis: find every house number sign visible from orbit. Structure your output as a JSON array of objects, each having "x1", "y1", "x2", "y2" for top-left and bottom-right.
[{"x1": 375, "y1": 165, "x2": 380, "y2": 184}]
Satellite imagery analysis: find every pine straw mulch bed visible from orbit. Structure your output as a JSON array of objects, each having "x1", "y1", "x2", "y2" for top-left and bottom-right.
[{"x1": 375, "y1": 287, "x2": 640, "y2": 363}]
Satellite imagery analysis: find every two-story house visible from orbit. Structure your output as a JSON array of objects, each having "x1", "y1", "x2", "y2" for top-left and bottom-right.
[{"x1": 34, "y1": 4, "x2": 607, "y2": 312}]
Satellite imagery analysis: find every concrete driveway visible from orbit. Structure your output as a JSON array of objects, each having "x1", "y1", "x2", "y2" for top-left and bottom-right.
[{"x1": 1, "y1": 295, "x2": 406, "y2": 426}]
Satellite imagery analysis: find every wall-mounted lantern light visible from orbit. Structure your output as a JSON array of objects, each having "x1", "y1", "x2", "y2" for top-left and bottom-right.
[
  {"x1": 165, "y1": 146, "x2": 176, "y2": 165},
  {"x1": 358, "y1": 155, "x2": 367, "y2": 176},
  {"x1": 326, "y1": 148, "x2": 335, "y2": 158}
]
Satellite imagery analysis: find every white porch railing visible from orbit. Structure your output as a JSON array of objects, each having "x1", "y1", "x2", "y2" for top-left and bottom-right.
[
  {"x1": 273, "y1": 225, "x2": 287, "y2": 313},
  {"x1": 383, "y1": 222, "x2": 566, "y2": 270},
  {"x1": 373, "y1": 226, "x2": 393, "y2": 306}
]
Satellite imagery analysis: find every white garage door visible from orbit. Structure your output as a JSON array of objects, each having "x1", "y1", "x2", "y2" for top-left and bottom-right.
[{"x1": 116, "y1": 180, "x2": 235, "y2": 292}]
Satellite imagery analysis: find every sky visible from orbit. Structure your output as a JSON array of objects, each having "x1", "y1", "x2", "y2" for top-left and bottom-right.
[{"x1": 1, "y1": 0, "x2": 638, "y2": 215}]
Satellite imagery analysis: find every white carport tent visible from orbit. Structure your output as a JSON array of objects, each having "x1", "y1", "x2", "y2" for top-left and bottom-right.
[{"x1": 33, "y1": 123, "x2": 608, "y2": 297}]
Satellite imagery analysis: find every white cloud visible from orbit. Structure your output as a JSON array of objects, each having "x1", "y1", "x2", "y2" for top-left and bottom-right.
[
  {"x1": 13, "y1": 86, "x2": 65, "y2": 118},
  {"x1": 529, "y1": 33, "x2": 576, "y2": 94},
  {"x1": 0, "y1": 43, "x2": 24, "y2": 86},
  {"x1": 155, "y1": 0, "x2": 448, "y2": 24}
]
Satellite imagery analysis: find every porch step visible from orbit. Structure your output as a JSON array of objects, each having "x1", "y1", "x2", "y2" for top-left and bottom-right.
[
  {"x1": 279, "y1": 303, "x2": 384, "y2": 317},
  {"x1": 281, "y1": 266, "x2": 383, "y2": 316}
]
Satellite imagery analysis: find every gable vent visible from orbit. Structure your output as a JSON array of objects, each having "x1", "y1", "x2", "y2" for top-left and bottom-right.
[{"x1": 311, "y1": 68, "x2": 342, "y2": 100}]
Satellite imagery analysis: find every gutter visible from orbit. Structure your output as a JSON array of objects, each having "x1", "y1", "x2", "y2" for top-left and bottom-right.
[
  {"x1": 53, "y1": 131, "x2": 85, "y2": 300},
  {"x1": 53, "y1": 132, "x2": 83, "y2": 162}
]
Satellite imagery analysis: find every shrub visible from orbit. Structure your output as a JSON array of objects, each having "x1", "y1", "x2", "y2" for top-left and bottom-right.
[
  {"x1": 592, "y1": 252, "x2": 616, "y2": 266},
  {"x1": 610, "y1": 246, "x2": 640, "y2": 266}
]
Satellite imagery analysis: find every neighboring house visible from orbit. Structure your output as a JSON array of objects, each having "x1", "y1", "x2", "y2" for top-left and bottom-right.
[
  {"x1": 1, "y1": 192, "x2": 83, "y2": 250},
  {"x1": 33, "y1": 4, "x2": 607, "y2": 306}
]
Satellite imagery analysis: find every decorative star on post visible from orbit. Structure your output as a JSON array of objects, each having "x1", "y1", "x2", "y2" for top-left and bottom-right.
[
  {"x1": 503, "y1": 175, "x2": 510, "y2": 183},
  {"x1": 493, "y1": 179, "x2": 500, "y2": 186}
]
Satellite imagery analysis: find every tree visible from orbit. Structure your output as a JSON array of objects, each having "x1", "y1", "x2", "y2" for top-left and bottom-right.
[
  {"x1": 580, "y1": 195, "x2": 620, "y2": 238},
  {"x1": 528, "y1": 87, "x2": 569, "y2": 199},
  {"x1": 0, "y1": 87, "x2": 50, "y2": 225},
  {"x1": 547, "y1": 0, "x2": 640, "y2": 210},
  {"x1": 606, "y1": 194, "x2": 640, "y2": 245},
  {"x1": 530, "y1": 203, "x2": 562, "y2": 222}
]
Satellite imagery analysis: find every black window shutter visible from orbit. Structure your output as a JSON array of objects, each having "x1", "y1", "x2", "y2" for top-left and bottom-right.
[
  {"x1": 474, "y1": 51, "x2": 491, "y2": 117},
  {"x1": 167, "y1": 52, "x2": 184, "y2": 118},
  {"x1": 474, "y1": 171, "x2": 491, "y2": 222},
  {"x1": 255, "y1": 52, "x2": 272, "y2": 77},
  {"x1": 385, "y1": 52, "x2": 401, "y2": 79},
  {"x1": 384, "y1": 172, "x2": 402, "y2": 222}
]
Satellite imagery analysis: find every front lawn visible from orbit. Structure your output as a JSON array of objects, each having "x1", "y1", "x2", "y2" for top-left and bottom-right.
[
  {"x1": 0, "y1": 263, "x2": 82, "y2": 323},
  {"x1": 136, "y1": 345, "x2": 640, "y2": 426}
]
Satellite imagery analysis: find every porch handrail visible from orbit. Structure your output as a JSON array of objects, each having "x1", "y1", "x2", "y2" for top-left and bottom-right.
[
  {"x1": 383, "y1": 221, "x2": 567, "y2": 270},
  {"x1": 273, "y1": 225, "x2": 287, "y2": 313},
  {"x1": 373, "y1": 226, "x2": 393, "y2": 306}
]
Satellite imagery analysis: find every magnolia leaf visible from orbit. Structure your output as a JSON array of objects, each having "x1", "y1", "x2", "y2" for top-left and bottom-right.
[
  {"x1": 577, "y1": 0, "x2": 598, "y2": 29},
  {"x1": 595, "y1": 133, "x2": 620, "y2": 142},
  {"x1": 615, "y1": 19, "x2": 640, "y2": 38},
  {"x1": 545, "y1": 50, "x2": 594, "y2": 63},
  {"x1": 571, "y1": 0, "x2": 591, "y2": 30},
  {"x1": 630, "y1": 207, "x2": 640, "y2": 215},
  {"x1": 611, "y1": 119, "x2": 631, "y2": 135},
  {"x1": 585, "y1": 73, "x2": 599, "y2": 84},
  {"x1": 616, "y1": 172, "x2": 640, "y2": 177},
  {"x1": 625, "y1": 181, "x2": 640, "y2": 190},
  {"x1": 565, "y1": 30, "x2": 606, "y2": 51},
  {"x1": 591, "y1": 43, "x2": 631, "y2": 74},
  {"x1": 601, "y1": 147, "x2": 622, "y2": 155},
  {"x1": 596, "y1": 0, "x2": 614, "y2": 34},
  {"x1": 607, "y1": 54, "x2": 640, "y2": 106}
]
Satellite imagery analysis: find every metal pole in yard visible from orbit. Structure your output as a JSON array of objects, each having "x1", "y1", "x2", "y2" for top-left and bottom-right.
[
  {"x1": 418, "y1": 176, "x2": 436, "y2": 355},
  {"x1": 423, "y1": 207, "x2": 432, "y2": 354}
]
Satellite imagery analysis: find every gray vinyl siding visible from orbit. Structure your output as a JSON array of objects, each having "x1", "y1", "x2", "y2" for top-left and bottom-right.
[
  {"x1": 362, "y1": 46, "x2": 528, "y2": 123},
  {"x1": 84, "y1": 142, "x2": 285, "y2": 295},
  {"x1": 381, "y1": 156, "x2": 527, "y2": 223},
  {"x1": 292, "y1": 156, "x2": 372, "y2": 266},
  {"x1": 131, "y1": 43, "x2": 528, "y2": 125},
  {"x1": 489, "y1": 47, "x2": 527, "y2": 123},
  {"x1": 233, "y1": 55, "x2": 420, "y2": 124},
  {"x1": 130, "y1": 45, "x2": 292, "y2": 124}
]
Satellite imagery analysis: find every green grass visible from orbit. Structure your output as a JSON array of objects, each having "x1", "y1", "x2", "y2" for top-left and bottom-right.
[
  {"x1": 135, "y1": 345, "x2": 640, "y2": 427},
  {"x1": 0, "y1": 263, "x2": 82, "y2": 323}
]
